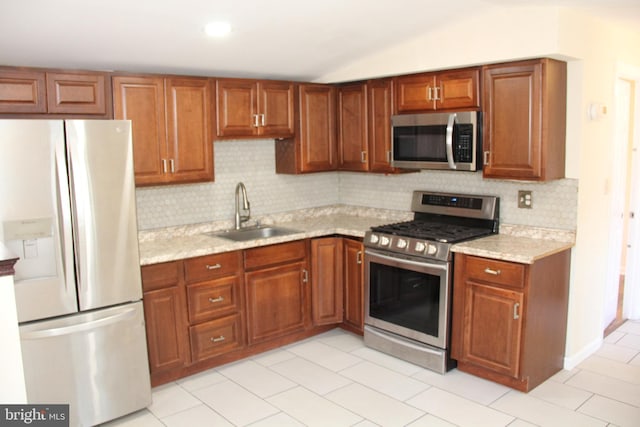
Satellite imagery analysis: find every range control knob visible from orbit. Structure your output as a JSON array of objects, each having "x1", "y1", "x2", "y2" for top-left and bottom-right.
[
  {"x1": 369, "y1": 233, "x2": 379, "y2": 244},
  {"x1": 415, "y1": 242, "x2": 426, "y2": 252},
  {"x1": 396, "y1": 239, "x2": 408, "y2": 249},
  {"x1": 426, "y1": 244, "x2": 438, "y2": 255},
  {"x1": 380, "y1": 236, "x2": 390, "y2": 246}
]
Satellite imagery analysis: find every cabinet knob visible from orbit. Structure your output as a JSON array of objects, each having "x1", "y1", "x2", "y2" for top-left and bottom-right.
[
  {"x1": 356, "y1": 250, "x2": 363, "y2": 265},
  {"x1": 302, "y1": 269, "x2": 309, "y2": 283},
  {"x1": 210, "y1": 335, "x2": 225, "y2": 343},
  {"x1": 206, "y1": 263, "x2": 222, "y2": 270},
  {"x1": 513, "y1": 302, "x2": 520, "y2": 320},
  {"x1": 208, "y1": 296, "x2": 224, "y2": 303}
]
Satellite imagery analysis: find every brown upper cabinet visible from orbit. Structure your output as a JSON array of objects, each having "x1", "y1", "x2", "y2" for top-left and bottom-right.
[
  {"x1": 0, "y1": 67, "x2": 111, "y2": 117},
  {"x1": 216, "y1": 78, "x2": 294, "y2": 138},
  {"x1": 113, "y1": 75, "x2": 214, "y2": 186},
  {"x1": 482, "y1": 58, "x2": 566, "y2": 181},
  {"x1": 395, "y1": 67, "x2": 480, "y2": 113},
  {"x1": 276, "y1": 83, "x2": 337, "y2": 173},
  {"x1": 337, "y1": 78, "x2": 397, "y2": 173}
]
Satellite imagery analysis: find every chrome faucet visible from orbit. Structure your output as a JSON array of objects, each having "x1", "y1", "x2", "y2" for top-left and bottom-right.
[{"x1": 234, "y1": 182, "x2": 250, "y2": 229}]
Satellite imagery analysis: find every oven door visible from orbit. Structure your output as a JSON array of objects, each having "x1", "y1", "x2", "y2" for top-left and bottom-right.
[{"x1": 364, "y1": 248, "x2": 450, "y2": 349}]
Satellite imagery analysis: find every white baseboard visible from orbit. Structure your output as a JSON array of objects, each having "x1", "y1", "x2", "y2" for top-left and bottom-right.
[{"x1": 563, "y1": 336, "x2": 603, "y2": 370}]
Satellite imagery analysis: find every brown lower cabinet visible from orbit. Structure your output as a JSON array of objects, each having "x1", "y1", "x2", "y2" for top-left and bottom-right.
[
  {"x1": 450, "y1": 251, "x2": 571, "y2": 392},
  {"x1": 141, "y1": 237, "x2": 365, "y2": 386}
]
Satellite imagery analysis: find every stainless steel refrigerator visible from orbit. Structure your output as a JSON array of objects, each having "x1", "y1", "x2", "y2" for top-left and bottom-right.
[{"x1": 0, "y1": 120, "x2": 151, "y2": 426}]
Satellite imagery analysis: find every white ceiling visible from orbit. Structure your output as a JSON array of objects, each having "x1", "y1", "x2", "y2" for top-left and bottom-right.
[{"x1": 1, "y1": 0, "x2": 638, "y2": 82}]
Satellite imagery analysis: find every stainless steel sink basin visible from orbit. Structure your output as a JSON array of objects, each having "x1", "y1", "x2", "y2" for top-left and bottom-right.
[{"x1": 205, "y1": 226, "x2": 300, "y2": 242}]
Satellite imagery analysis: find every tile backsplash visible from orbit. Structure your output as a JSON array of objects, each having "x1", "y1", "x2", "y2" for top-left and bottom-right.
[{"x1": 135, "y1": 139, "x2": 578, "y2": 231}]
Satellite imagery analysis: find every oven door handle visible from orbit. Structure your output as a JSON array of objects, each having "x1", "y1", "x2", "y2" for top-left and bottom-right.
[
  {"x1": 446, "y1": 113, "x2": 457, "y2": 170},
  {"x1": 365, "y1": 249, "x2": 448, "y2": 272}
]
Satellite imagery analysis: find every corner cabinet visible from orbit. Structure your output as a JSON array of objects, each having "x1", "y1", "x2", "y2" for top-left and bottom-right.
[
  {"x1": 342, "y1": 238, "x2": 364, "y2": 334},
  {"x1": 0, "y1": 67, "x2": 111, "y2": 117},
  {"x1": 482, "y1": 58, "x2": 567, "y2": 181},
  {"x1": 112, "y1": 75, "x2": 214, "y2": 186},
  {"x1": 450, "y1": 251, "x2": 571, "y2": 392},
  {"x1": 336, "y1": 79, "x2": 397, "y2": 173},
  {"x1": 215, "y1": 78, "x2": 294, "y2": 138},
  {"x1": 394, "y1": 67, "x2": 480, "y2": 113},
  {"x1": 275, "y1": 83, "x2": 337, "y2": 173},
  {"x1": 311, "y1": 237, "x2": 344, "y2": 325}
]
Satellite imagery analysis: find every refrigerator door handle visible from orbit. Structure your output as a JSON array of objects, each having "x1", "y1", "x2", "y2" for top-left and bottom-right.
[
  {"x1": 21, "y1": 306, "x2": 138, "y2": 340},
  {"x1": 54, "y1": 128, "x2": 76, "y2": 296}
]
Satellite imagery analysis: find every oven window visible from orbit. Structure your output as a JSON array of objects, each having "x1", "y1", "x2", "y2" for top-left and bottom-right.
[{"x1": 369, "y1": 260, "x2": 441, "y2": 337}]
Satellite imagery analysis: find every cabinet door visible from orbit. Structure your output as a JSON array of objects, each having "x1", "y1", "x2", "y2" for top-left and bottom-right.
[
  {"x1": 46, "y1": 72, "x2": 108, "y2": 115},
  {"x1": 311, "y1": 237, "x2": 344, "y2": 325},
  {"x1": 0, "y1": 69, "x2": 46, "y2": 113},
  {"x1": 298, "y1": 84, "x2": 337, "y2": 172},
  {"x1": 259, "y1": 80, "x2": 294, "y2": 137},
  {"x1": 395, "y1": 73, "x2": 435, "y2": 112},
  {"x1": 436, "y1": 68, "x2": 480, "y2": 111},
  {"x1": 165, "y1": 77, "x2": 214, "y2": 183},
  {"x1": 337, "y1": 83, "x2": 368, "y2": 171},
  {"x1": 343, "y1": 238, "x2": 364, "y2": 334},
  {"x1": 461, "y1": 282, "x2": 523, "y2": 378},
  {"x1": 245, "y1": 262, "x2": 307, "y2": 344},
  {"x1": 482, "y1": 59, "x2": 566, "y2": 181},
  {"x1": 113, "y1": 76, "x2": 167, "y2": 186},
  {"x1": 368, "y1": 78, "x2": 394, "y2": 173},
  {"x1": 216, "y1": 78, "x2": 258, "y2": 137},
  {"x1": 143, "y1": 287, "x2": 189, "y2": 375}
]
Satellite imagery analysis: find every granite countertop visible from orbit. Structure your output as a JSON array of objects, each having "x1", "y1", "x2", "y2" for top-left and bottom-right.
[
  {"x1": 138, "y1": 206, "x2": 410, "y2": 265},
  {"x1": 138, "y1": 206, "x2": 576, "y2": 266},
  {"x1": 451, "y1": 224, "x2": 575, "y2": 264}
]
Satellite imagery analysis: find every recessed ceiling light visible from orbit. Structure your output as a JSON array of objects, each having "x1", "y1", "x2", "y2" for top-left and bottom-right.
[{"x1": 205, "y1": 21, "x2": 232, "y2": 37}]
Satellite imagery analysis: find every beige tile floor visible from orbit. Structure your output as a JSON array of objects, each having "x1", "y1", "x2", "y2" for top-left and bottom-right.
[{"x1": 105, "y1": 321, "x2": 640, "y2": 426}]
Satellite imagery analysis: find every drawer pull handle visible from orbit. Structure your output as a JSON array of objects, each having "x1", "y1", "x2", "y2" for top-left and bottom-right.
[
  {"x1": 484, "y1": 267, "x2": 501, "y2": 275},
  {"x1": 208, "y1": 296, "x2": 224, "y2": 303},
  {"x1": 206, "y1": 263, "x2": 222, "y2": 270},
  {"x1": 513, "y1": 303, "x2": 520, "y2": 320},
  {"x1": 210, "y1": 335, "x2": 225, "y2": 343}
]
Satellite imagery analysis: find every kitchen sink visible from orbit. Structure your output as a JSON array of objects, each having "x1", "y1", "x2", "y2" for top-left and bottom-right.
[{"x1": 205, "y1": 226, "x2": 300, "y2": 242}]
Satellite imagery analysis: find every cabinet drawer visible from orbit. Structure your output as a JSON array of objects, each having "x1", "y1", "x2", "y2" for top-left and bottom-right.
[
  {"x1": 244, "y1": 240, "x2": 307, "y2": 270},
  {"x1": 189, "y1": 313, "x2": 244, "y2": 362},
  {"x1": 184, "y1": 251, "x2": 241, "y2": 284},
  {"x1": 187, "y1": 276, "x2": 241, "y2": 323},
  {"x1": 465, "y1": 256, "x2": 525, "y2": 288},
  {"x1": 141, "y1": 261, "x2": 180, "y2": 292}
]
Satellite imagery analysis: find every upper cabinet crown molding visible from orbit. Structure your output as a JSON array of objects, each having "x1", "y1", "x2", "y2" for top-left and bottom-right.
[
  {"x1": 216, "y1": 78, "x2": 294, "y2": 138},
  {"x1": 482, "y1": 58, "x2": 567, "y2": 181},
  {"x1": 0, "y1": 66, "x2": 111, "y2": 117},
  {"x1": 394, "y1": 67, "x2": 480, "y2": 113}
]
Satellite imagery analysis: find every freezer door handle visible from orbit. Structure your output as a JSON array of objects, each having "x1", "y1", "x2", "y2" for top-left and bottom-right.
[
  {"x1": 21, "y1": 306, "x2": 138, "y2": 339},
  {"x1": 54, "y1": 129, "x2": 76, "y2": 297}
]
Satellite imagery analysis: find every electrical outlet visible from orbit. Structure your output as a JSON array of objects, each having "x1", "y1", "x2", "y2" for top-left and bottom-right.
[{"x1": 518, "y1": 190, "x2": 533, "y2": 209}]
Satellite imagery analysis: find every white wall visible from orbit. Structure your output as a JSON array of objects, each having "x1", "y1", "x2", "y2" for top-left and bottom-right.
[{"x1": 0, "y1": 271, "x2": 27, "y2": 403}]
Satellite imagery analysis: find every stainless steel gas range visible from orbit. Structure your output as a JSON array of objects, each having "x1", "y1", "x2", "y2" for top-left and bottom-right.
[{"x1": 363, "y1": 190, "x2": 499, "y2": 373}]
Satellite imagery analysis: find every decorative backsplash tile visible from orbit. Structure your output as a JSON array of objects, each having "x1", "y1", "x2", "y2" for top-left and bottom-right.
[{"x1": 135, "y1": 139, "x2": 578, "y2": 231}]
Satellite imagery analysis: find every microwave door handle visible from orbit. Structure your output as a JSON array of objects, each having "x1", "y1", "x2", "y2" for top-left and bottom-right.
[{"x1": 446, "y1": 113, "x2": 457, "y2": 169}]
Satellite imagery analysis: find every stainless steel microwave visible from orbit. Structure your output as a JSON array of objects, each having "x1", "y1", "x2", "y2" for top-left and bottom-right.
[{"x1": 391, "y1": 111, "x2": 482, "y2": 171}]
